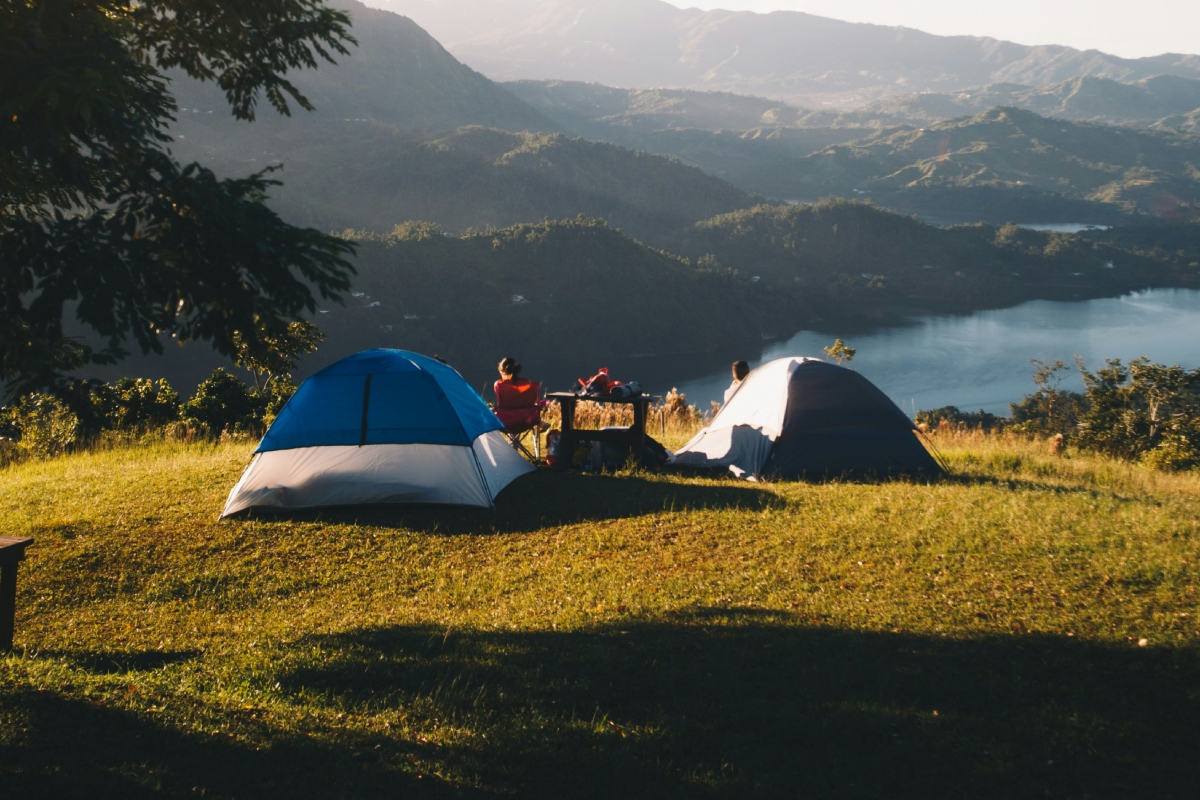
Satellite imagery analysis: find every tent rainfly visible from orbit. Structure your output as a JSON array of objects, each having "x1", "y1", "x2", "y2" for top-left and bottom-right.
[
  {"x1": 671, "y1": 357, "x2": 943, "y2": 480},
  {"x1": 220, "y1": 349, "x2": 533, "y2": 517}
]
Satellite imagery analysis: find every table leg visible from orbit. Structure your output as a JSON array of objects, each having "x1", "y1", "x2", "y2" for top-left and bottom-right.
[
  {"x1": 634, "y1": 401, "x2": 648, "y2": 466},
  {"x1": 558, "y1": 399, "x2": 575, "y2": 471},
  {"x1": 0, "y1": 561, "x2": 17, "y2": 652}
]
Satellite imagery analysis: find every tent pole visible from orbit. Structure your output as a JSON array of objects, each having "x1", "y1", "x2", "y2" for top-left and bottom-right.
[
  {"x1": 918, "y1": 429, "x2": 952, "y2": 474},
  {"x1": 469, "y1": 442, "x2": 497, "y2": 511}
]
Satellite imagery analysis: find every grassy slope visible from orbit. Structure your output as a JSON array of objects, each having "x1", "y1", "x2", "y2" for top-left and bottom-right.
[{"x1": 1, "y1": 438, "x2": 1198, "y2": 797}]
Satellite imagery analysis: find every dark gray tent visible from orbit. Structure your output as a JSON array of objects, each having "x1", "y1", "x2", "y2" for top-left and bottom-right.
[{"x1": 671, "y1": 357, "x2": 942, "y2": 479}]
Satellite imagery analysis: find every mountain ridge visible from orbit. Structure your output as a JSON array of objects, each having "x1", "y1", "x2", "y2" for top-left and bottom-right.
[
  {"x1": 168, "y1": 0, "x2": 555, "y2": 133},
  {"x1": 368, "y1": 0, "x2": 1200, "y2": 107}
]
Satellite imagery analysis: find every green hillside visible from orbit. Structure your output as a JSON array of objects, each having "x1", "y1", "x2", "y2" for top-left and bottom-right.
[
  {"x1": 74, "y1": 202, "x2": 1200, "y2": 393},
  {"x1": 672, "y1": 200, "x2": 1197, "y2": 315},
  {"x1": 1155, "y1": 108, "x2": 1200, "y2": 134},
  {"x1": 171, "y1": 121, "x2": 756, "y2": 242},
  {"x1": 784, "y1": 108, "x2": 1200, "y2": 220},
  {"x1": 311, "y1": 216, "x2": 788, "y2": 375},
  {"x1": 503, "y1": 82, "x2": 1200, "y2": 222}
]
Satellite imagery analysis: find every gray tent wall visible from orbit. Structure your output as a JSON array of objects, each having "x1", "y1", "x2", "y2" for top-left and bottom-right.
[{"x1": 765, "y1": 360, "x2": 942, "y2": 477}]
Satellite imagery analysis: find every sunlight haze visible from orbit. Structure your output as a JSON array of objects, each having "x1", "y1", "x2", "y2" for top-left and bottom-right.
[{"x1": 668, "y1": 0, "x2": 1200, "y2": 59}]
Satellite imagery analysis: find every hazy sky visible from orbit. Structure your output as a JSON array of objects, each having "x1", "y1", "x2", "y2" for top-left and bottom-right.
[{"x1": 667, "y1": 1, "x2": 1199, "y2": 59}]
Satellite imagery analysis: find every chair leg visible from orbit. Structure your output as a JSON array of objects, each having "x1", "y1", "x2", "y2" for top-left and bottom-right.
[
  {"x1": 533, "y1": 430, "x2": 541, "y2": 461},
  {"x1": 515, "y1": 440, "x2": 537, "y2": 462}
]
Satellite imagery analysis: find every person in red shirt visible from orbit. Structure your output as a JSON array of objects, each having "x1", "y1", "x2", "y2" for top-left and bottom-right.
[{"x1": 493, "y1": 357, "x2": 545, "y2": 429}]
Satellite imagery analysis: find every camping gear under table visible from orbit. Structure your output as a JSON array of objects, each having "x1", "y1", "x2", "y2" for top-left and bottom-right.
[
  {"x1": 0, "y1": 536, "x2": 33, "y2": 651},
  {"x1": 547, "y1": 392, "x2": 660, "y2": 470}
]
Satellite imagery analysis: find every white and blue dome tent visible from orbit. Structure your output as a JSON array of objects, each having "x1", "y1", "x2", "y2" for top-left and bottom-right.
[
  {"x1": 220, "y1": 350, "x2": 534, "y2": 517},
  {"x1": 671, "y1": 357, "x2": 943, "y2": 480}
]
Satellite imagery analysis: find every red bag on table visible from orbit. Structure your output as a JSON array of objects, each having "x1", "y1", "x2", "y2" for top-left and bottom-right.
[{"x1": 577, "y1": 367, "x2": 623, "y2": 396}]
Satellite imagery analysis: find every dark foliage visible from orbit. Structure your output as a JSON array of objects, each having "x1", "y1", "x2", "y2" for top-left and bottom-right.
[
  {"x1": 85, "y1": 377, "x2": 181, "y2": 434},
  {"x1": 318, "y1": 216, "x2": 791, "y2": 374},
  {"x1": 915, "y1": 406, "x2": 1005, "y2": 432},
  {"x1": 1075, "y1": 358, "x2": 1200, "y2": 470},
  {"x1": 180, "y1": 368, "x2": 261, "y2": 436},
  {"x1": 1, "y1": 0, "x2": 356, "y2": 398}
]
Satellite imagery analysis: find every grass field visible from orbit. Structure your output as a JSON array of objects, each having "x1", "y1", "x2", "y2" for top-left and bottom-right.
[{"x1": 1, "y1": 435, "x2": 1198, "y2": 798}]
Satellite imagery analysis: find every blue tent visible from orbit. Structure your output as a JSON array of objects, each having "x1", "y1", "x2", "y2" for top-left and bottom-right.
[{"x1": 222, "y1": 350, "x2": 534, "y2": 516}]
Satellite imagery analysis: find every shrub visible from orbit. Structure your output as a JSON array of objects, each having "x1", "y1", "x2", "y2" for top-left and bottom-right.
[
  {"x1": 87, "y1": 378, "x2": 181, "y2": 433},
  {"x1": 1008, "y1": 359, "x2": 1086, "y2": 435},
  {"x1": 1141, "y1": 433, "x2": 1200, "y2": 472},
  {"x1": 182, "y1": 369, "x2": 261, "y2": 436},
  {"x1": 259, "y1": 379, "x2": 298, "y2": 427},
  {"x1": 4, "y1": 394, "x2": 80, "y2": 460},
  {"x1": 1076, "y1": 358, "x2": 1200, "y2": 465},
  {"x1": 916, "y1": 406, "x2": 1005, "y2": 432}
]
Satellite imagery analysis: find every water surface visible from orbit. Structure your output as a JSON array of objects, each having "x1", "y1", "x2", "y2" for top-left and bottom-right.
[{"x1": 670, "y1": 289, "x2": 1200, "y2": 416}]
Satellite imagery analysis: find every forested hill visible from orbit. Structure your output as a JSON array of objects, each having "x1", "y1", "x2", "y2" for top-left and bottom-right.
[
  {"x1": 171, "y1": 122, "x2": 757, "y2": 242},
  {"x1": 671, "y1": 201, "x2": 1196, "y2": 313},
  {"x1": 304, "y1": 203, "x2": 1200, "y2": 380},
  {"x1": 767, "y1": 108, "x2": 1200, "y2": 221},
  {"x1": 313, "y1": 218, "x2": 790, "y2": 377},
  {"x1": 168, "y1": 0, "x2": 553, "y2": 133},
  {"x1": 80, "y1": 204, "x2": 1200, "y2": 392}
]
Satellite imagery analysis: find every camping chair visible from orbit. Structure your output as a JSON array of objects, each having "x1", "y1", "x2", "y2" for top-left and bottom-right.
[{"x1": 494, "y1": 379, "x2": 547, "y2": 462}]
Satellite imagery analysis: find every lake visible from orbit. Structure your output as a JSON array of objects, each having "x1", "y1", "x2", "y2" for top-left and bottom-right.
[
  {"x1": 663, "y1": 288, "x2": 1200, "y2": 416},
  {"x1": 80, "y1": 288, "x2": 1200, "y2": 418},
  {"x1": 1021, "y1": 223, "x2": 1111, "y2": 235}
]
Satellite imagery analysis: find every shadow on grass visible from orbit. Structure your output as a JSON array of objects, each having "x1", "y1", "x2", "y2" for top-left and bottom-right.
[
  {"x1": 32, "y1": 649, "x2": 201, "y2": 675},
  {"x1": 938, "y1": 471, "x2": 1139, "y2": 499},
  {"x1": 236, "y1": 465, "x2": 1142, "y2": 535},
  {"x1": 244, "y1": 469, "x2": 783, "y2": 534},
  {"x1": 0, "y1": 688, "x2": 474, "y2": 799},
  {"x1": 5, "y1": 616, "x2": 1198, "y2": 797},
  {"x1": 277, "y1": 618, "x2": 1199, "y2": 797}
]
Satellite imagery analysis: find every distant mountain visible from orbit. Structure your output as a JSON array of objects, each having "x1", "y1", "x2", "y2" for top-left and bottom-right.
[
  {"x1": 171, "y1": 121, "x2": 756, "y2": 243},
  {"x1": 168, "y1": 0, "x2": 553, "y2": 133},
  {"x1": 506, "y1": 80, "x2": 811, "y2": 133},
  {"x1": 166, "y1": 1, "x2": 760, "y2": 242},
  {"x1": 1155, "y1": 108, "x2": 1200, "y2": 134},
  {"x1": 511, "y1": 75, "x2": 1200, "y2": 135},
  {"x1": 368, "y1": 0, "x2": 1200, "y2": 107},
  {"x1": 502, "y1": 81, "x2": 1200, "y2": 221},
  {"x1": 818, "y1": 75, "x2": 1200, "y2": 128},
  {"x1": 766, "y1": 108, "x2": 1200, "y2": 221}
]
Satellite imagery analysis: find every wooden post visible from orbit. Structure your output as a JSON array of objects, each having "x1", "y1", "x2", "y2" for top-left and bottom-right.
[{"x1": 0, "y1": 536, "x2": 33, "y2": 652}]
